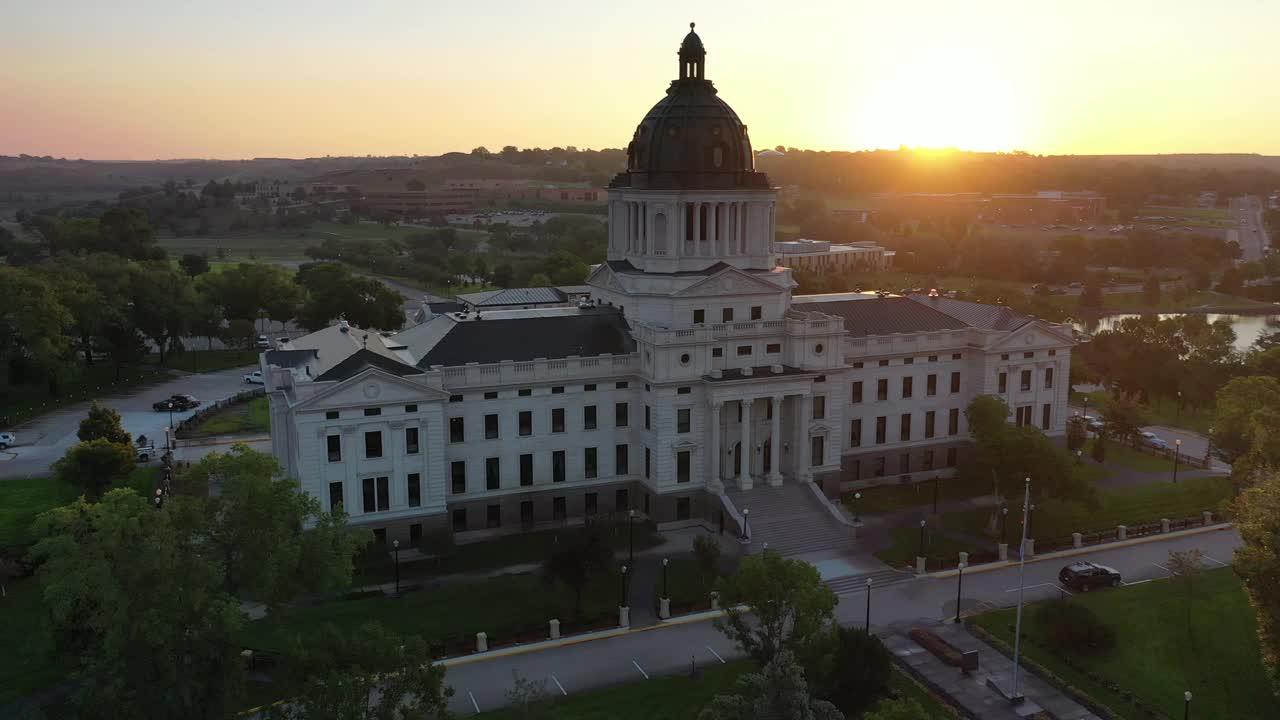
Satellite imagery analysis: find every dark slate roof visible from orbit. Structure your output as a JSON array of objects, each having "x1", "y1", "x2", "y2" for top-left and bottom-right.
[
  {"x1": 793, "y1": 297, "x2": 968, "y2": 337},
  {"x1": 264, "y1": 349, "x2": 318, "y2": 369},
  {"x1": 906, "y1": 295, "x2": 1032, "y2": 331},
  {"x1": 315, "y1": 348, "x2": 422, "y2": 382},
  {"x1": 427, "y1": 301, "x2": 464, "y2": 314},
  {"x1": 417, "y1": 309, "x2": 634, "y2": 368},
  {"x1": 705, "y1": 365, "x2": 816, "y2": 383},
  {"x1": 471, "y1": 287, "x2": 567, "y2": 306}
]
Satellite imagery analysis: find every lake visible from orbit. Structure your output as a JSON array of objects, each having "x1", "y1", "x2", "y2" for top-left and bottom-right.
[{"x1": 1074, "y1": 313, "x2": 1280, "y2": 352}]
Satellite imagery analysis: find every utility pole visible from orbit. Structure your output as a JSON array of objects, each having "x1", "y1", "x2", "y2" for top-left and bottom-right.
[{"x1": 1010, "y1": 478, "x2": 1031, "y2": 703}]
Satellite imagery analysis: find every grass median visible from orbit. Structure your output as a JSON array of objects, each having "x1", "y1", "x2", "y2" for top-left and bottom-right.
[{"x1": 178, "y1": 396, "x2": 270, "y2": 437}]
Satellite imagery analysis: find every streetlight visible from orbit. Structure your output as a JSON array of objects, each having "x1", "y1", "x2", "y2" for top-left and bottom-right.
[
  {"x1": 955, "y1": 558, "x2": 967, "y2": 623},
  {"x1": 167, "y1": 401, "x2": 175, "y2": 444},
  {"x1": 853, "y1": 492, "x2": 862, "y2": 524},
  {"x1": 1173, "y1": 439, "x2": 1182, "y2": 483},
  {"x1": 620, "y1": 564, "x2": 629, "y2": 608},
  {"x1": 864, "y1": 577, "x2": 873, "y2": 630},
  {"x1": 628, "y1": 508, "x2": 636, "y2": 565},
  {"x1": 1082, "y1": 395, "x2": 1089, "y2": 426},
  {"x1": 153, "y1": 488, "x2": 163, "y2": 509},
  {"x1": 662, "y1": 557, "x2": 669, "y2": 599},
  {"x1": 918, "y1": 519, "x2": 927, "y2": 558},
  {"x1": 1000, "y1": 506, "x2": 1009, "y2": 547},
  {"x1": 392, "y1": 539, "x2": 400, "y2": 596},
  {"x1": 741, "y1": 508, "x2": 750, "y2": 540},
  {"x1": 1184, "y1": 690, "x2": 1192, "y2": 720},
  {"x1": 1075, "y1": 449, "x2": 1083, "y2": 465}
]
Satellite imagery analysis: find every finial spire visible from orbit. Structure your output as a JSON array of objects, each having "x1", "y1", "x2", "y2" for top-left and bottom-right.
[{"x1": 690, "y1": 22, "x2": 695, "y2": 30}]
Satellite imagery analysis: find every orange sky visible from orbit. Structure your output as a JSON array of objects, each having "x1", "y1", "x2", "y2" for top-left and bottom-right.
[{"x1": 2, "y1": 0, "x2": 1277, "y2": 160}]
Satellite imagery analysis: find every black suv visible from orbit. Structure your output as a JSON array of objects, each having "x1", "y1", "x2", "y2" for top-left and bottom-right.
[
  {"x1": 153, "y1": 394, "x2": 200, "y2": 412},
  {"x1": 1059, "y1": 561, "x2": 1122, "y2": 592}
]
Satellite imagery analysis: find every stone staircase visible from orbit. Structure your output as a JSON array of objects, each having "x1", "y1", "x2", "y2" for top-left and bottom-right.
[
  {"x1": 824, "y1": 567, "x2": 915, "y2": 596},
  {"x1": 724, "y1": 483, "x2": 858, "y2": 558}
]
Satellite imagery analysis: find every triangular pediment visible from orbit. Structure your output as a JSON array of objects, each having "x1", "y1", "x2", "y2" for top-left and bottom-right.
[
  {"x1": 585, "y1": 263, "x2": 625, "y2": 293},
  {"x1": 988, "y1": 321, "x2": 1075, "y2": 351},
  {"x1": 292, "y1": 368, "x2": 448, "y2": 412},
  {"x1": 674, "y1": 267, "x2": 784, "y2": 298}
]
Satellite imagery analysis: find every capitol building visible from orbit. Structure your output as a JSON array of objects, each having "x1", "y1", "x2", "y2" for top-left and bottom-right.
[{"x1": 261, "y1": 26, "x2": 1074, "y2": 546}]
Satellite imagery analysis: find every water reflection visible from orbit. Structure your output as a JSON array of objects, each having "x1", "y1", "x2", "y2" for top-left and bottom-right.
[{"x1": 1073, "y1": 313, "x2": 1280, "y2": 352}]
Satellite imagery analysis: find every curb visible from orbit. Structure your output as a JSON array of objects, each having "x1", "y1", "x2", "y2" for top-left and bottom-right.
[
  {"x1": 927, "y1": 522, "x2": 1233, "y2": 579},
  {"x1": 175, "y1": 434, "x2": 271, "y2": 448}
]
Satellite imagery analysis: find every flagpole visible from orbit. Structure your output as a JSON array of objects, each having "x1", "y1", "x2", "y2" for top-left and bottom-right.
[{"x1": 1010, "y1": 477, "x2": 1031, "y2": 702}]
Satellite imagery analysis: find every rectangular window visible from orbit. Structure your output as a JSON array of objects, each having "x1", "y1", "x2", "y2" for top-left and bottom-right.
[
  {"x1": 928, "y1": 355, "x2": 938, "y2": 363},
  {"x1": 520, "y1": 500, "x2": 533, "y2": 528},
  {"x1": 1044, "y1": 367, "x2": 1054, "y2": 389},
  {"x1": 552, "y1": 408, "x2": 565, "y2": 433},
  {"x1": 677, "y1": 386, "x2": 692, "y2": 395},
  {"x1": 900, "y1": 413, "x2": 911, "y2": 442},
  {"x1": 811, "y1": 435, "x2": 824, "y2": 468},
  {"x1": 948, "y1": 408, "x2": 960, "y2": 435},
  {"x1": 450, "y1": 461, "x2": 466, "y2": 494},
  {"x1": 645, "y1": 447, "x2": 652, "y2": 478},
  {"x1": 376, "y1": 477, "x2": 389, "y2": 511},
  {"x1": 327, "y1": 434, "x2": 342, "y2": 462},
  {"x1": 452, "y1": 508, "x2": 466, "y2": 532},
  {"x1": 519, "y1": 410, "x2": 532, "y2": 436},
  {"x1": 405, "y1": 427, "x2": 419, "y2": 455},
  {"x1": 615, "y1": 444, "x2": 629, "y2": 475},
  {"x1": 362, "y1": 478, "x2": 375, "y2": 513},
  {"x1": 552, "y1": 386, "x2": 565, "y2": 394},
  {"x1": 899, "y1": 453, "x2": 910, "y2": 474},
  {"x1": 925, "y1": 410, "x2": 936, "y2": 439},
  {"x1": 486, "y1": 504, "x2": 500, "y2": 529},
  {"x1": 645, "y1": 405, "x2": 651, "y2": 430},
  {"x1": 326, "y1": 410, "x2": 340, "y2": 420},
  {"x1": 763, "y1": 343, "x2": 780, "y2": 354},
  {"x1": 553, "y1": 496, "x2": 567, "y2": 522},
  {"x1": 736, "y1": 345, "x2": 752, "y2": 356},
  {"x1": 407, "y1": 473, "x2": 421, "y2": 507},
  {"x1": 693, "y1": 309, "x2": 705, "y2": 324},
  {"x1": 449, "y1": 394, "x2": 463, "y2": 403},
  {"x1": 583, "y1": 405, "x2": 597, "y2": 430},
  {"x1": 853, "y1": 362, "x2": 864, "y2": 368},
  {"x1": 999, "y1": 372, "x2": 1008, "y2": 393},
  {"x1": 722, "y1": 307, "x2": 734, "y2": 322},
  {"x1": 874, "y1": 456, "x2": 886, "y2": 477},
  {"x1": 927, "y1": 374, "x2": 937, "y2": 396},
  {"x1": 879, "y1": 359, "x2": 889, "y2": 367},
  {"x1": 616, "y1": 381, "x2": 629, "y2": 389},
  {"x1": 952, "y1": 353, "x2": 962, "y2": 360},
  {"x1": 585, "y1": 492, "x2": 598, "y2": 515},
  {"x1": 875, "y1": 416, "x2": 887, "y2": 444},
  {"x1": 484, "y1": 391, "x2": 498, "y2": 400},
  {"x1": 585, "y1": 447, "x2": 598, "y2": 479},
  {"x1": 484, "y1": 414, "x2": 499, "y2": 439},
  {"x1": 328, "y1": 481, "x2": 343, "y2": 510},
  {"x1": 750, "y1": 305, "x2": 762, "y2": 320},
  {"x1": 1024, "y1": 351, "x2": 1035, "y2": 359},
  {"x1": 904, "y1": 357, "x2": 914, "y2": 365},
  {"x1": 946, "y1": 447, "x2": 958, "y2": 467},
  {"x1": 923, "y1": 450, "x2": 935, "y2": 471},
  {"x1": 678, "y1": 408, "x2": 691, "y2": 433},
  {"x1": 851, "y1": 381, "x2": 863, "y2": 403},
  {"x1": 877, "y1": 379, "x2": 888, "y2": 401},
  {"x1": 813, "y1": 396, "x2": 825, "y2": 419},
  {"x1": 449, "y1": 417, "x2": 464, "y2": 443},
  {"x1": 615, "y1": 402, "x2": 629, "y2": 428},
  {"x1": 1020, "y1": 370, "x2": 1032, "y2": 392},
  {"x1": 364, "y1": 407, "x2": 381, "y2": 417},
  {"x1": 902, "y1": 376, "x2": 913, "y2": 399},
  {"x1": 850, "y1": 418, "x2": 862, "y2": 447},
  {"x1": 1016, "y1": 405, "x2": 1031, "y2": 426},
  {"x1": 1042, "y1": 403, "x2": 1052, "y2": 430},
  {"x1": 950, "y1": 372, "x2": 961, "y2": 393},
  {"x1": 519, "y1": 388, "x2": 532, "y2": 397},
  {"x1": 398, "y1": 402, "x2": 414, "y2": 412},
  {"x1": 553, "y1": 450, "x2": 566, "y2": 483},
  {"x1": 520, "y1": 453, "x2": 533, "y2": 486},
  {"x1": 584, "y1": 384, "x2": 597, "y2": 392},
  {"x1": 676, "y1": 497, "x2": 691, "y2": 520},
  {"x1": 677, "y1": 450, "x2": 691, "y2": 483},
  {"x1": 712, "y1": 347, "x2": 723, "y2": 358},
  {"x1": 364, "y1": 431, "x2": 383, "y2": 459},
  {"x1": 485, "y1": 457, "x2": 500, "y2": 490}
]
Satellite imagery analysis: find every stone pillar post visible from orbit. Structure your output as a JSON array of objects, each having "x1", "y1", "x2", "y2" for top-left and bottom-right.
[
  {"x1": 1161, "y1": 518, "x2": 1171, "y2": 533},
  {"x1": 769, "y1": 395, "x2": 783, "y2": 486},
  {"x1": 739, "y1": 399, "x2": 753, "y2": 490},
  {"x1": 915, "y1": 556, "x2": 926, "y2": 574},
  {"x1": 1072, "y1": 532, "x2": 1083, "y2": 548},
  {"x1": 1117, "y1": 525, "x2": 1127, "y2": 541},
  {"x1": 710, "y1": 401, "x2": 723, "y2": 491},
  {"x1": 475, "y1": 632, "x2": 488, "y2": 653},
  {"x1": 549, "y1": 619, "x2": 560, "y2": 640},
  {"x1": 1026, "y1": 539, "x2": 1036, "y2": 557},
  {"x1": 619, "y1": 606, "x2": 630, "y2": 627},
  {"x1": 1202, "y1": 511, "x2": 1214, "y2": 525},
  {"x1": 659, "y1": 598, "x2": 671, "y2": 619},
  {"x1": 998, "y1": 543, "x2": 1008, "y2": 561},
  {"x1": 710, "y1": 591, "x2": 720, "y2": 610}
]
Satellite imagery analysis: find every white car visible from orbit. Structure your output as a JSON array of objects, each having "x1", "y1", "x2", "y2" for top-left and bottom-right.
[
  {"x1": 244, "y1": 370, "x2": 265, "y2": 385},
  {"x1": 1140, "y1": 431, "x2": 1170, "y2": 451},
  {"x1": 255, "y1": 335, "x2": 270, "y2": 349},
  {"x1": 0, "y1": 432, "x2": 15, "y2": 449}
]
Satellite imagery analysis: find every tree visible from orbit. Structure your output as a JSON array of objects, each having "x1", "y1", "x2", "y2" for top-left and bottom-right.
[
  {"x1": 714, "y1": 550, "x2": 837, "y2": 665},
  {"x1": 960, "y1": 396, "x2": 1093, "y2": 506},
  {"x1": 492, "y1": 262, "x2": 515, "y2": 288},
  {"x1": 964, "y1": 394, "x2": 1010, "y2": 444},
  {"x1": 542, "y1": 523, "x2": 613, "y2": 621},
  {"x1": 97, "y1": 206, "x2": 157, "y2": 259},
  {"x1": 693, "y1": 534, "x2": 722, "y2": 595},
  {"x1": 1250, "y1": 347, "x2": 1280, "y2": 379},
  {"x1": 53, "y1": 438, "x2": 136, "y2": 499},
  {"x1": 863, "y1": 698, "x2": 935, "y2": 720},
  {"x1": 1142, "y1": 274, "x2": 1161, "y2": 305},
  {"x1": 78, "y1": 401, "x2": 131, "y2": 444},
  {"x1": 1092, "y1": 433, "x2": 1108, "y2": 463},
  {"x1": 1066, "y1": 421, "x2": 1087, "y2": 453},
  {"x1": 296, "y1": 262, "x2": 404, "y2": 332},
  {"x1": 0, "y1": 266, "x2": 74, "y2": 393},
  {"x1": 805, "y1": 627, "x2": 892, "y2": 718},
  {"x1": 1078, "y1": 278, "x2": 1104, "y2": 308},
  {"x1": 1233, "y1": 470, "x2": 1280, "y2": 692},
  {"x1": 0, "y1": 556, "x2": 22, "y2": 597},
  {"x1": 182, "y1": 445, "x2": 370, "y2": 603},
  {"x1": 1217, "y1": 267, "x2": 1244, "y2": 295},
  {"x1": 179, "y1": 253, "x2": 211, "y2": 277},
  {"x1": 699, "y1": 650, "x2": 841, "y2": 720},
  {"x1": 31, "y1": 490, "x2": 245, "y2": 719},
  {"x1": 1213, "y1": 376, "x2": 1280, "y2": 473},
  {"x1": 1102, "y1": 395, "x2": 1148, "y2": 446},
  {"x1": 1168, "y1": 549, "x2": 1208, "y2": 650},
  {"x1": 129, "y1": 261, "x2": 196, "y2": 365}
]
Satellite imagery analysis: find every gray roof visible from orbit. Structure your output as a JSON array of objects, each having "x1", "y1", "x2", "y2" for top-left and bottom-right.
[
  {"x1": 315, "y1": 348, "x2": 423, "y2": 382},
  {"x1": 906, "y1": 295, "x2": 1032, "y2": 331},
  {"x1": 793, "y1": 296, "x2": 969, "y2": 337},
  {"x1": 417, "y1": 307, "x2": 634, "y2": 368},
  {"x1": 458, "y1": 287, "x2": 567, "y2": 307}
]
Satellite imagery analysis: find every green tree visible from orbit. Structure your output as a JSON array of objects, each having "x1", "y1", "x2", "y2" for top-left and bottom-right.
[
  {"x1": 129, "y1": 261, "x2": 196, "y2": 365},
  {"x1": 964, "y1": 394, "x2": 1010, "y2": 443},
  {"x1": 179, "y1": 252, "x2": 211, "y2": 277},
  {"x1": 863, "y1": 697, "x2": 934, "y2": 720},
  {"x1": 0, "y1": 266, "x2": 74, "y2": 392},
  {"x1": 542, "y1": 523, "x2": 613, "y2": 621},
  {"x1": 97, "y1": 206, "x2": 158, "y2": 259},
  {"x1": 699, "y1": 650, "x2": 841, "y2": 720},
  {"x1": 1078, "y1": 278, "x2": 1104, "y2": 308},
  {"x1": 31, "y1": 491, "x2": 245, "y2": 719},
  {"x1": 53, "y1": 438, "x2": 136, "y2": 499},
  {"x1": 1066, "y1": 421, "x2": 1087, "y2": 453},
  {"x1": 296, "y1": 262, "x2": 403, "y2": 332},
  {"x1": 78, "y1": 400, "x2": 130, "y2": 444},
  {"x1": 960, "y1": 396, "x2": 1093, "y2": 505},
  {"x1": 1102, "y1": 395, "x2": 1148, "y2": 446},
  {"x1": 1213, "y1": 376, "x2": 1280, "y2": 468},
  {"x1": 714, "y1": 550, "x2": 837, "y2": 665},
  {"x1": 1233, "y1": 470, "x2": 1280, "y2": 692},
  {"x1": 1248, "y1": 347, "x2": 1280, "y2": 379},
  {"x1": 804, "y1": 626, "x2": 892, "y2": 718}
]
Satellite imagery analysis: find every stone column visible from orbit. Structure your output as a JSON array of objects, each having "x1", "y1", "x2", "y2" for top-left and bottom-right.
[
  {"x1": 739, "y1": 398, "x2": 752, "y2": 490},
  {"x1": 626, "y1": 201, "x2": 635, "y2": 252},
  {"x1": 769, "y1": 395, "x2": 783, "y2": 486},
  {"x1": 798, "y1": 395, "x2": 812, "y2": 481},
  {"x1": 694, "y1": 202, "x2": 704, "y2": 255},
  {"x1": 708, "y1": 202, "x2": 718, "y2": 256},
  {"x1": 710, "y1": 401, "x2": 723, "y2": 491}
]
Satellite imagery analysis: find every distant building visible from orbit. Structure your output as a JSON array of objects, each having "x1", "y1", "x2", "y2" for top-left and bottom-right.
[
  {"x1": 876, "y1": 191, "x2": 1106, "y2": 225},
  {"x1": 773, "y1": 239, "x2": 894, "y2": 275},
  {"x1": 361, "y1": 188, "x2": 477, "y2": 215}
]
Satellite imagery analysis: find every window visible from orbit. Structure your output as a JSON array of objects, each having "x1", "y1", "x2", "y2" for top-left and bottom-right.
[
  {"x1": 923, "y1": 450, "x2": 935, "y2": 471},
  {"x1": 374, "y1": 528, "x2": 386, "y2": 544},
  {"x1": 615, "y1": 402, "x2": 629, "y2": 428},
  {"x1": 712, "y1": 347, "x2": 723, "y2": 358},
  {"x1": 452, "y1": 508, "x2": 467, "y2": 532},
  {"x1": 948, "y1": 408, "x2": 960, "y2": 435},
  {"x1": 1042, "y1": 403, "x2": 1052, "y2": 430},
  {"x1": 407, "y1": 473, "x2": 421, "y2": 507},
  {"x1": 950, "y1": 372, "x2": 961, "y2": 393},
  {"x1": 999, "y1": 372, "x2": 1008, "y2": 393},
  {"x1": 1001, "y1": 354, "x2": 1010, "y2": 361},
  {"x1": 678, "y1": 408, "x2": 691, "y2": 433},
  {"x1": 326, "y1": 410, "x2": 340, "y2": 420},
  {"x1": 851, "y1": 381, "x2": 863, "y2": 403},
  {"x1": 952, "y1": 353, "x2": 962, "y2": 360},
  {"x1": 449, "y1": 417, "x2": 464, "y2": 443},
  {"x1": 814, "y1": 343, "x2": 824, "y2": 355},
  {"x1": 879, "y1": 359, "x2": 889, "y2": 367},
  {"x1": 451, "y1": 461, "x2": 466, "y2": 494},
  {"x1": 1024, "y1": 351, "x2": 1035, "y2": 359},
  {"x1": 552, "y1": 408, "x2": 565, "y2": 433},
  {"x1": 904, "y1": 357, "x2": 914, "y2": 365},
  {"x1": 405, "y1": 427, "x2": 419, "y2": 454},
  {"x1": 1049, "y1": 349, "x2": 1057, "y2": 356},
  {"x1": 815, "y1": 375, "x2": 826, "y2": 383},
  {"x1": 520, "y1": 454, "x2": 533, "y2": 486},
  {"x1": 364, "y1": 431, "x2": 383, "y2": 458},
  {"x1": 946, "y1": 447, "x2": 957, "y2": 467},
  {"x1": 1020, "y1": 370, "x2": 1032, "y2": 392},
  {"x1": 850, "y1": 419, "x2": 862, "y2": 447},
  {"x1": 810, "y1": 436, "x2": 824, "y2": 468},
  {"x1": 900, "y1": 413, "x2": 911, "y2": 441},
  {"x1": 1044, "y1": 367, "x2": 1054, "y2": 389},
  {"x1": 553, "y1": 496, "x2": 567, "y2": 522},
  {"x1": 552, "y1": 386, "x2": 564, "y2": 394},
  {"x1": 925, "y1": 410, "x2": 936, "y2": 438},
  {"x1": 1015, "y1": 405, "x2": 1032, "y2": 427},
  {"x1": 677, "y1": 451, "x2": 691, "y2": 483},
  {"x1": 927, "y1": 374, "x2": 937, "y2": 396},
  {"x1": 328, "y1": 481, "x2": 343, "y2": 510},
  {"x1": 766, "y1": 343, "x2": 781, "y2": 353},
  {"x1": 877, "y1": 379, "x2": 888, "y2": 401},
  {"x1": 486, "y1": 504, "x2": 501, "y2": 529},
  {"x1": 404, "y1": 404, "x2": 417, "y2": 413},
  {"x1": 679, "y1": 353, "x2": 690, "y2": 365},
  {"x1": 616, "y1": 444, "x2": 629, "y2": 475},
  {"x1": 813, "y1": 396, "x2": 825, "y2": 419},
  {"x1": 693, "y1": 309, "x2": 705, "y2": 324},
  {"x1": 519, "y1": 388, "x2": 532, "y2": 397},
  {"x1": 750, "y1": 305, "x2": 762, "y2": 320},
  {"x1": 736, "y1": 345, "x2": 752, "y2": 356},
  {"x1": 645, "y1": 447, "x2": 652, "y2": 478},
  {"x1": 584, "y1": 383, "x2": 597, "y2": 392},
  {"x1": 553, "y1": 450, "x2": 566, "y2": 483},
  {"x1": 616, "y1": 381, "x2": 629, "y2": 389},
  {"x1": 585, "y1": 447, "x2": 598, "y2": 479},
  {"x1": 874, "y1": 456, "x2": 886, "y2": 477},
  {"x1": 902, "y1": 377, "x2": 913, "y2": 399},
  {"x1": 485, "y1": 457, "x2": 500, "y2": 490},
  {"x1": 364, "y1": 477, "x2": 389, "y2": 512},
  {"x1": 520, "y1": 500, "x2": 534, "y2": 528},
  {"x1": 449, "y1": 394, "x2": 463, "y2": 403},
  {"x1": 677, "y1": 386, "x2": 692, "y2": 395},
  {"x1": 676, "y1": 497, "x2": 691, "y2": 520},
  {"x1": 364, "y1": 407, "x2": 381, "y2": 417},
  {"x1": 899, "y1": 453, "x2": 910, "y2": 474},
  {"x1": 327, "y1": 435, "x2": 342, "y2": 462},
  {"x1": 853, "y1": 362, "x2": 864, "y2": 369},
  {"x1": 484, "y1": 391, "x2": 498, "y2": 400},
  {"x1": 585, "y1": 492, "x2": 598, "y2": 515},
  {"x1": 875, "y1": 416, "x2": 887, "y2": 444},
  {"x1": 519, "y1": 410, "x2": 532, "y2": 436},
  {"x1": 928, "y1": 355, "x2": 938, "y2": 363},
  {"x1": 645, "y1": 405, "x2": 651, "y2": 430},
  {"x1": 722, "y1": 307, "x2": 734, "y2": 322},
  {"x1": 584, "y1": 405, "x2": 597, "y2": 430}
]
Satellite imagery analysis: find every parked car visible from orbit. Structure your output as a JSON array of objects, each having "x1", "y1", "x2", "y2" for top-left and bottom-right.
[
  {"x1": 244, "y1": 370, "x2": 265, "y2": 385},
  {"x1": 1140, "y1": 431, "x2": 1170, "y2": 451},
  {"x1": 255, "y1": 335, "x2": 270, "y2": 349},
  {"x1": 135, "y1": 440, "x2": 157, "y2": 462},
  {"x1": 152, "y1": 394, "x2": 200, "y2": 412},
  {"x1": 0, "y1": 431, "x2": 15, "y2": 449},
  {"x1": 1059, "y1": 561, "x2": 1122, "y2": 592}
]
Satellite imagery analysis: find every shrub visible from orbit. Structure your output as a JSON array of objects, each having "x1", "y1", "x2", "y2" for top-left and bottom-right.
[
  {"x1": 1034, "y1": 599, "x2": 1116, "y2": 656},
  {"x1": 808, "y1": 626, "x2": 893, "y2": 717},
  {"x1": 908, "y1": 628, "x2": 964, "y2": 666},
  {"x1": 693, "y1": 534, "x2": 721, "y2": 593}
]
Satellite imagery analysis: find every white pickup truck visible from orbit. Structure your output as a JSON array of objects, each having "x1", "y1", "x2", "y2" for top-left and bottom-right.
[
  {"x1": 244, "y1": 370, "x2": 264, "y2": 385},
  {"x1": 0, "y1": 432, "x2": 15, "y2": 449}
]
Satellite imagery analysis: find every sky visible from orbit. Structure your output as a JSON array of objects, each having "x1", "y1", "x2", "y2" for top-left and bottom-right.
[{"x1": 2, "y1": 0, "x2": 1278, "y2": 160}]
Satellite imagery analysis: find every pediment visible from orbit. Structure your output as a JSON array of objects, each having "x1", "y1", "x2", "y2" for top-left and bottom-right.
[
  {"x1": 988, "y1": 321, "x2": 1075, "y2": 351},
  {"x1": 293, "y1": 368, "x2": 447, "y2": 412},
  {"x1": 586, "y1": 264, "x2": 625, "y2": 293},
  {"x1": 674, "y1": 267, "x2": 783, "y2": 298}
]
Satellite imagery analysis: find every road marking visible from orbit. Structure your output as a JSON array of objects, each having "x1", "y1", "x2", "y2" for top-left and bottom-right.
[
  {"x1": 1005, "y1": 582, "x2": 1069, "y2": 596},
  {"x1": 632, "y1": 659, "x2": 649, "y2": 679},
  {"x1": 550, "y1": 673, "x2": 567, "y2": 696},
  {"x1": 705, "y1": 645, "x2": 726, "y2": 664},
  {"x1": 468, "y1": 691, "x2": 480, "y2": 714},
  {"x1": 1153, "y1": 562, "x2": 1173, "y2": 575},
  {"x1": 1123, "y1": 579, "x2": 1153, "y2": 587},
  {"x1": 1204, "y1": 555, "x2": 1229, "y2": 567}
]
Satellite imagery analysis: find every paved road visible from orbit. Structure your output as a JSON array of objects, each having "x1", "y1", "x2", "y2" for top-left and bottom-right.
[
  {"x1": 1231, "y1": 196, "x2": 1269, "y2": 262},
  {"x1": 1068, "y1": 404, "x2": 1230, "y2": 474},
  {"x1": 438, "y1": 527, "x2": 1240, "y2": 716},
  {"x1": 0, "y1": 367, "x2": 255, "y2": 479}
]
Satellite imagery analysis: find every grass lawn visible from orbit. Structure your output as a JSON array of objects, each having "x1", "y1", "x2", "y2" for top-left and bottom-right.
[
  {"x1": 1073, "y1": 388, "x2": 1215, "y2": 435},
  {"x1": 972, "y1": 569, "x2": 1279, "y2": 720},
  {"x1": 177, "y1": 396, "x2": 270, "y2": 437},
  {"x1": 844, "y1": 474, "x2": 996, "y2": 516},
  {"x1": 1056, "y1": 290, "x2": 1271, "y2": 314},
  {"x1": 0, "y1": 364, "x2": 170, "y2": 428},
  {"x1": 1084, "y1": 438, "x2": 1178, "y2": 473},
  {"x1": 149, "y1": 349, "x2": 260, "y2": 374},
  {"x1": 0, "y1": 577, "x2": 62, "y2": 705},
  {"x1": 156, "y1": 235, "x2": 316, "y2": 262},
  {"x1": 874, "y1": 526, "x2": 978, "y2": 569},
  {"x1": 659, "y1": 557, "x2": 718, "y2": 611},
  {"x1": 0, "y1": 477, "x2": 80, "y2": 547}
]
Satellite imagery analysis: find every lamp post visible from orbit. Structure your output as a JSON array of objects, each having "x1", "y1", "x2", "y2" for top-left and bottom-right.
[
  {"x1": 918, "y1": 519, "x2": 927, "y2": 558},
  {"x1": 392, "y1": 539, "x2": 400, "y2": 596},
  {"x1": 955, "y1": 558, "x2": 967, "y2": 623},
  {"x1": 1010, "y1": 478, "x2": 1032, "y2": 703},
  {"x1": 662, "y1": 557, "x2": 669, "y2": 599},
  {"x1": 1082, "y1": 395, "x2": 1089, "y2": 428},
  {"x1": 864, "y1": 577, "x2": 873, "y2": 631},
  {"x1": 1176, "y1": 391, "x2": 1182, "y2": 422},
  {"x1": 1000, "y1": 506, "x2": 1009, "y2": 547},
  {"x1": 853, "y1": 492, "x2": 862, "y2": 524},
  {"x1": 154, "y1": 488, "x2": 163, "y2": 509},
  {"x1": 620, "y1": 565, "x2": 629, "y2": 608},
  {"x1": 628, "y1": 508, "x2": 635, "y2": 565},
  {"x1": 1173, "y1": 439, "x2": 1182, "y2": 483},
  {"x1": 741, "y1": 508, "x2": 750, "y2": 540},
  {"x1": 1184, "y1": 690, "x2": 1192, "y2": 720},
  {"x1": 167, "y1": 401, "x2": 174, "y2": 447},
  {"x1": 1075, "y1": 449, "x2": 1083, "y2": 465}
]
